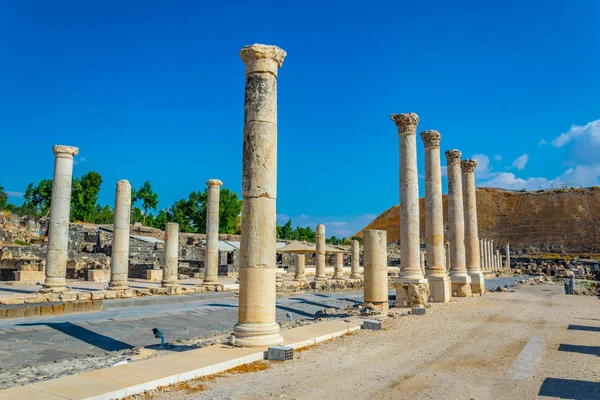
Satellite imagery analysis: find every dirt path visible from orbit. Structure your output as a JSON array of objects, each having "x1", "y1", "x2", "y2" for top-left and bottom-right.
[{"x1": 145, "y1": 282, "x2": 600, "y2": 400}]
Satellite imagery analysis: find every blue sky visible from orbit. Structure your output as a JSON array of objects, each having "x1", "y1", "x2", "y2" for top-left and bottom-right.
[{"x1": 1, "y1": 1, "x2": 599, "y2": 238}]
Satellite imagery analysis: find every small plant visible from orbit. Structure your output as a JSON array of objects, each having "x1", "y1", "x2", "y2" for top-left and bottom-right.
[{"x1": 14, "y1": 240, "x2": 29, "y2": 246}]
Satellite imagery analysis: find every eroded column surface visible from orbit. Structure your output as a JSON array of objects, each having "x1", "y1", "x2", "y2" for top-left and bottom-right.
[
  {"x1": 445, "y1": 150, "x2": 472, "y2": 297},
  {"x1": 294, "y1": 254, "x2": 306, "y2": 282},
  {"x1": 487, "y1": 240, "x2": 494, "y2": 271},
  {"x1": 391, "y1": 113, "x2": 429, "y2": 307},
  {"x1": 162, "y1": 222, "x2": 179, "y2": 287},
  {"x1": 505, "y1": 243, "x2": 511, "y2": 271},
  {"x1": 363, "y1": 230, "x2": 389, "y2": 314},
  {"x1": 204, "y1": 179, "x2": 223, "y2": 284},
  {"x1": 479, "y1": 239, "x2": 486, "y2": 270},
  {"x1": 350, "y1": 239, "x2": 361, "y2": 278},
  {"x1": 461, "y1": 159, "x2": 485, "y2": 293},
  {"x1": 333, "y1": 252, "x2": 345, "y2": 279},
  {"x1": 315, "y1": 224, "x2": 327, "y2": 281},
  {"x1": 41, "y1": 145, "x2": 79, "y2": 293},
  {"x1": 234, "y1": 43, "x2": 286, "y2": 347},
  {"x1": 421, "y1": 130, "x2": 451, "y2": 302},
  {"x1": 108, "y1": 180, "x2": 132, "y2": 290},
  {"x1": 445, "y1": 242, "x2": 451, "y2": 271},
  {"x1": 496, "y1": 249, "x2": 501, "y2": 272}
]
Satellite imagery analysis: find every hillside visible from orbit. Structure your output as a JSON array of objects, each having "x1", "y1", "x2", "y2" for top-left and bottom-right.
[{"x1": 354, "y1": 187, "x2": 600, "y2": 254}]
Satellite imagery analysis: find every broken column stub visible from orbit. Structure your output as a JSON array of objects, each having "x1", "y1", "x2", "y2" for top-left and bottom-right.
[
  {"x1": 41, "y1": 145, "x2": 79, "y2": 293},
  {"x1": 461, "y1": 159, "x2": 485, "y2": 294},
  {"x1": 162, "y1": 222, "x2": 179, "y2": 287},
  {"x1": 391, "y1": 113, "x2": 429, "y2": 307},
  {"x1": 108, "y1": 180, "x2": 132, "y2": 290},
  {"x1": 333, "y1": 252, "x2": 345, "y2": 279},
  {"x1": 445, "y1": 150, "x2": 472, "y2": 297},
  {"x1": 421, "y1": 130, "x2": 451, "y2": 303},
  {"x1": 350, "y1": 239, "x2": 361, "y2": 278},
  {"x1": 234, "y1": 44, "x2": 286, "y2": 347},
  {"x1": 204, "y1": 179, "x2": 223, "y2": 284},
  {"x1": 315, "y1": 224, "x2": 327, "y2": 281},
  {"x1": 363, "y1": 230, "x2": 389, "y2": 314},
  {"x1": 294, "y1": 254, "x2": 306, "y2": 282}
]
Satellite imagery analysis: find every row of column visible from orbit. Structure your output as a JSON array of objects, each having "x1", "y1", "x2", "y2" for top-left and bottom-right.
[
  {"x1": 293, "y1": 237, "x2": 362, "y2": 282},
  {"x1": 41, "y1": 145, "x2": 224, "y2": 292},
  {"x1": 478, "y1": 239, "x2": 510, "y2": 271}
]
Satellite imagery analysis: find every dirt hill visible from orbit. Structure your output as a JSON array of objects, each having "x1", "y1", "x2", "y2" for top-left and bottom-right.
[{"x1": 354, "y1": 187, "x2": 600, "y2": 255}]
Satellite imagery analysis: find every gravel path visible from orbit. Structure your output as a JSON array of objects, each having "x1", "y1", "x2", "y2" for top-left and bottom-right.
[{"x1": 146, "y1": 281, "x2": 600, "y2": 400}]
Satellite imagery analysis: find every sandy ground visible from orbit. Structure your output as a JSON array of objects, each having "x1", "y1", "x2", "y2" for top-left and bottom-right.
[{"x1": 144, "y1": 282, "x2": 600, "y2": 400}]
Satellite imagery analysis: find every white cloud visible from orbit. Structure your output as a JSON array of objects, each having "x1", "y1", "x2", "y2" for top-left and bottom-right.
[
  {"x1": 494, "y1": 155, "x2": 502, "y2": 161},
  {"x1": 538, "y1": 139, "x2": 548, "y2": 146},
  {"x1": 511, "y1": 154, "x2": 529, "y2": 171},
  {"x1": 5, "y1": 191, "x2": 24, "y2": 198},
  {"x1": 472, "y1": 154, "x2": 493, "y2": 179},
  {"x1": 551, "y1": 120, "x2": 600, "y2": 148},
  {"x1": 480, "y1": 172, "x2": 550, "y2": 191},
  {"x1": 73, "y1": 156, "x2": 86, "y2": 165}
]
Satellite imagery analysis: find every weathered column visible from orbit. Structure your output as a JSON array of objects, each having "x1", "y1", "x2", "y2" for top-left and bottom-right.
[
  {"x1": 41, "y1": 145, "x2": 79, "y2": 293},
  {"x1": 461, "y1": 159, "x2": 485, "y2": 293},
  {"x1": 445, "y1": 242, "x2": 451, "y2": 271},
  {"x1": 391, "y1": 113, "x2": 429, "y2": 307},
  {"x1": 479, "y1": 239, "x2": 485, "y2": 270},
  {"x1": 234, "y1": 43, "x2": 286, "y2": 347},
  {"x1": 421, "y1": 130, "x2": 451, "y2": 302},
  {"x1": 488, "y1": 240, "x2": 494, "y2": 271},
  {"x1": 294, "y1": 254, "x2": 306, "y2": 282},
  {"x1": 315, "y1": 224, "x2": 327, "y2": 281},
  {"x1": 333, "y1": 252, "x2": 344, "y2": 279},
  {"x1": 445, "y1": 150, "x2": 472, "y2": 297},
  {"x1": 505, "y1": 243, "x2": 511, "y2": 271},
  {"x1": 162, "y1": 222, "x2": 179, "y2": 287},
  {"x1": 419, "y1": 251, "x2": 425, "y2": 275},
  {"x1": 350, "y1": 240, "x2": 361, "y2": 278},
  {"x1": 491, "y1": 241, "x2": 497, "y2": 271},
  {"x1": 495, "y1": 249, "x2": 501, "y2": 272},
  {"x1": 363, "y1": 230, "x2": 389, "y2": 314},
  {"x1": 204, "y1": 179, "x2": 223, "y2": 284},
  {"x1": 108, "y1": 180, "x2": 132, "y2": 290}
]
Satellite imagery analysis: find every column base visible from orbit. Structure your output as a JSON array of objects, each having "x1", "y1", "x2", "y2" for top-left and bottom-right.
[
  {"x1": 294, "y1": 276, "x2": 307, "y2": 282},
  {"x1": 314, "y1": 277, "x2": 328, "y2": 282},
  {"x1": 39, "y1": 286, "x2": 68, "y2": 293},
  {"x1": 362, "y1": 301, "x2": 389, "y2": 315},
  {"x1": 349, "y1": 273, "x2": 361, "y2": 279},
  {"x1": 161, "y1": 281, "x2": 180, "y2": 288},
  {"x1": 108, "y1": 282, "x2": 130, "y2": 290},
  {"x1": 40, "y1": 278, "x2": 68, "y2": 293},
  {"x1": 468, "y1": 272, "x2": 486, "y2": 294},
  {"x1": 333, "y1": 273, "x2": 344, "y2": 280},
  {"x1": 427, "y1": 276, "x2": 452, "y2": 303},
  {"x1": 203, "y1": 279, "x2": 219, "y2": 285},
  {"x1": 394, "y1": 280, "x2": 429, "y2": 307},
  {"x1": 233, "y1": 322, "x2": 284, "y2": 347}
]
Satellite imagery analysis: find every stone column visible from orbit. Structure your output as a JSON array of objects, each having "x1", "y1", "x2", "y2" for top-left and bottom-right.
[
  {"x1": 162, "y1": 222, "x2": 179, "y2": 287},
  {"x1": 294, "y1": 254, "x2": 306, "y2": 282},
  {"x1": 333, "y1": 252, "x2": 344, "y2": 279},
  {"x1": 315, "y1": 224, "x2": 327, "y2": 281},
  {"x1": 108, "y1": 180, "x2": 132, "y2": 290},
  {"x1": 505, "y1": 243, "x2": 511, "y2": 271},
  {"x1": 363, "y1": 230, "x2": 389, "y2": 314},
  {"x1": 391, "y1": 113, "x2": 429, "y2": 307},
  {"x1": 204, "y1": 179, "x2": 223, "y2": 284},
  {"x1": 421, "y1": 130, "x2": 451, "y2": 303},
  {"x1": 479, "y1": 239, "x2": 485, "y2": 270},
  {"x1": 41, "y1": 145, "x2": 79, "y2": 293},
  {"x1": 488, "y1": 240, "x2": 494, "y2": 271},
  {"x1": 461, "y1": 159, "x2": 485, "y2": 293},
  {"x1": 234, "y1": 44, "x2": 286, "y2": 347},
  {"x1": 495, "y1": 249, "x2": 501, "y2": 272},
  {"x1": 445, "y1": 242, "x2": 451, "y2": 271},
  {"x1": 445, "y1": 150, "x2": 472, "y2": 297},
  {"x1": 350, "y1": 240, "x2": 361, "y2": 278}
]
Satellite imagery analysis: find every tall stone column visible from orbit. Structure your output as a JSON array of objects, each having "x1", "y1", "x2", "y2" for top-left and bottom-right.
[
  {"x1": 350, "y1": 239, "x2": 361, "y2": 278},
  {"x1": 294, "y1": 254, "x2": 306, "y2": 282},
  {"x1": 445, "y1": 242, "x2": 451, "y2": 271},
  {"x1": 445, "y1": 150, "x2": 472, "y2": 297},
  {"x1": 108, "y1": 180, "x2": 132, "y2": 290},
  {"x1": 491, "y1": 241, "x2": 497, "y2": 271},
  {"x1": 333, "y1": 253, "x2": 344, "y2": 279},
  {"x1": 363, "y1": 230, "x2": 389, "y2": 314},
  {"x1": 204, "y1": 179, "x2": 223, "y2": 284},
  {"x1": 391, "y1": 113, "x2": 429, "y2": 307},
  {"x1": 41, "y1": 145, "x2": 79, "y2": 293},
  {"x1": 315, "y1": 224, "x2": 327, "y2": 281},
  {"x1": 461, "y1": 159, "x2": 485, "y2": 293},
  {"x1": 488, "y1": 240, "x2": 493, "y2": 271},
  {"x1": 479, "y1": 239, "x2": 485, "y2": 270},
  {"x1": 162, "y1": 222, "x2": 179, "y2": 287},
  {"x1": 486, "y1": 240, "x2": 491, "y2": 270},
  {"x1": 505, "y1": 243, "x2": 511, "y2": 271},
  {"x1": 495, "y1": 249, "x2": 501, "y2": 271},
  {"x1": 421, "y1": 130, "x2": 451, "y2": 302},
  {"x1": 234, "y1": 43, "x2": 286, "y2": 347}
]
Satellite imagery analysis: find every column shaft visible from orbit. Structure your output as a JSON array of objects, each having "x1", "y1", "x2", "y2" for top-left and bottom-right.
[
  {"x1": 333, "y1": 252, "x2": 344, "y2": 279},
  {"x1": 234, "y1": 44, "x2": 286, "y2": 347},
  {"x1": 204, "y1": 179, "x2": 223, "y2": 284},
  {"x1": 294, "y1": 254, "x2": 306, "y2": 281},
  {"x1": 109, "y1": 180, "x2": 131, "y2": 290},
  {"x1": 505, "y1": 243, "x2": 511, "y2": 271},
  {"x1": 162, "y1": 222, "x2": 179, "y2": 287},
  {"x1": 461, "y1": 159, "x2": 485, "y2": 293},
  {"x1": 350, "y1": 240, "x2": 360, "y2": 278},
  {"x1": 363, "y1": 230, "x2": 388, "y2": 313},
  {"x1": 315, "y1": 224, "x2": 326, "y2": 280}
]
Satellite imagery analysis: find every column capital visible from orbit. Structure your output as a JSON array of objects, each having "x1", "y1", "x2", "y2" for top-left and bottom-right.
[
  {"x1": 390, "y1": 113, "x2": 419, "y2": 135},
  {"x1": 52, "y1": 145, "x2": 79, "y2": 159},
  {"x1": 420, "y1": 130, "x2": 441, "y2": 148},
  {"x1": 206, "y1": 179, "x2": 223, "y2": 187},
  {"x1": 445, "y1": 149, "x2": 462, "y2": 165},
  {"x1": 240, "y1": 44, "x2": 286, "y2": 75},
  {"x1": 460, "y1": 159, "x2": 477, "y2": 173}
]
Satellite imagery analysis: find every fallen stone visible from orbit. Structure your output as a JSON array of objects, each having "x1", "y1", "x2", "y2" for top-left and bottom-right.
[{"x1": 1, "y1": 297, "x2": 25, "y2": 305}]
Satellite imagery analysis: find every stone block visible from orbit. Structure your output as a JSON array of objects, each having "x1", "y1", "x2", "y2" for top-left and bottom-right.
[
  {"x1": 117, "y1": 289, "x2": 134, "y2": 299},
  {"x1": 77, "y1": 292, "x2": 92, "y2": 301},
  {"x1": 1, "y1": 297, "x2": 25, "y2": 305},
  {"x1": 150, "y1": 288, "x2": 168, "y2": 295},
  {"x1": 91, "y1": 291, "x2": 106, "y2": 301},
  {"x1": 13, "y1": 270, "x2": 45, "y2": 283},
  {"x1": 362, "y1": 320, "x2": 382, "y2": 330},
  {"x1": 411, "y1": 307, "x2": 426, "y2": 315},
  {"x1": 146, "y1": 269, "x2": 163, "y2": 282},
  {"x1": 87, "y1": 269, "x2": 110, "y2": 282},
  {"x1": 45, "y1": 293, "x2": 61, "y2": 303},
  {"x1": 451, "y1": 282, "x2": 472, "y2": 297},
  {"x1": 103, "y1": 291, "x2": 117, "y2": 300},
  {"x1": 6, "y1": 307, "x2": 25, "y2": 319},
  {"x1": 395, "y1": 283, "x2": 430, "y2": 308},
  {"x1": 60, "y1": 292, "x2": 78, "y2": 302},
  {"x1": 134, "y1": 289, "x2": 151, "y2": 296},
  {"x1": 63, "y1": 302, "x2": 74, "y2": 314},
  {"x1": 24, "y1": 295, "x2": 47, "y2": 304},
  {"x1": 40, "y1": 304, "x2": 53, "y2": 316},
  {"x1": 24, "y1": 306, "x2": 40, "y2": 318},
  {"x1": 52, "y1": 304, "x2": 64, "y2": 315}
]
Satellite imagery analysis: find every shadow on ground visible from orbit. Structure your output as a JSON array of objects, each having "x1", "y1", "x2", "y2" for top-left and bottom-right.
[
  {"x1": 558, "y1": 344, "x2": 600, "y2": 357},
  {"x1": 539, "y1": 378, "x2": 600, "y2": 399},
  {"x1": 567, "y1": 325, "x2": 600, "y2": 333}
]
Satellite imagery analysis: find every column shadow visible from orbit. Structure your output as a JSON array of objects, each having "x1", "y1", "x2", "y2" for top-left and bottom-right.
[
  {"x1": 0, "y1": 287, "x2": 36, "y2": 295},
  {"x1": 276, "y1": 305, "x2": 316, "y2": 319},
  {"x1": 567, "y1": 325, "x2": 600, "y2": 332},
  {"x1": 558, "y1": 344, "x2": 600, "y2": 357},
  {"x1": 17, "y1": 322, "x2": 133, "y2": 352},
  {"x1": 539, "y1": 378, "x2": 600, "y2": 399}
]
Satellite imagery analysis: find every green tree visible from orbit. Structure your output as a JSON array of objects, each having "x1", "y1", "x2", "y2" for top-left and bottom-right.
[
  {"x1": 71, "y1": 171, "x2": 103, "y2": 222},
  {"x1": 219, "y1": 188, "x2": 242, "y2": 234},
  {"x1": 93, "y1": 205, "x2": 114, "y2": 224},
  {"x1": 350, "y1": 235, "x2": 363, "y2": 244},
  {"x1": 0, "y1": 186, "x2": 7, "y2": 209},
  {"x1": 134, "y1": 181, "x2": 159, "y2": 225},
  {"x1": 22, "y1": 180, "x2": 53, "y2": 217}
]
